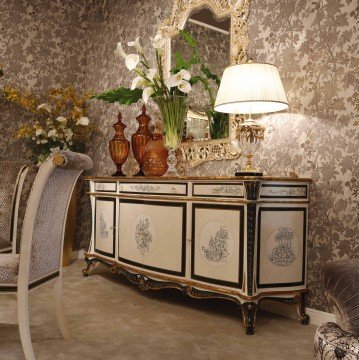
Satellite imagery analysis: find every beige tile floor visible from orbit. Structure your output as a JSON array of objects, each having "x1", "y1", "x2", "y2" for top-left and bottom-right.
[{"x1": 0, "y1": 261, "x2": 316, "y2": 359}]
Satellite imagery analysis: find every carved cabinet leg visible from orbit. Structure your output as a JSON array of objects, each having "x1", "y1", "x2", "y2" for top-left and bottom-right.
[
  {"x1": 241, "y1": 302, "x2": 258, "y2": 335},
  {"x1": 297, "y1": 292, "x2": 310, "y2": 325},
  {"x1": 82, "y1": 257, "x2": 98, "y2": 277}
]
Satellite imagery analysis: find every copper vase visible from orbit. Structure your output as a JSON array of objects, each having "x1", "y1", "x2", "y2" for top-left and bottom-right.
[
  {"x1": 131, "y1": 104, "x2": 151, "y2": 176},
  {"x1": 109, "y1": 111, "x2": 130, "y2": 176},
  {"x1": 143, "y1": 132, "x2": 169, "y2": 176}
]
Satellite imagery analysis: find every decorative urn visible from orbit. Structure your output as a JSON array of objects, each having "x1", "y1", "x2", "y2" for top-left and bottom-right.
[
  {"x1": 131, "y1": 104, "x2": 151, "y2": 176},
  {"x1": 109, "y1": 111, "x2": 130, "y2": 176}
]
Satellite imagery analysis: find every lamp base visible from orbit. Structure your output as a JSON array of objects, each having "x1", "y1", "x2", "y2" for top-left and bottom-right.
[{"x1": 235, "y1": 171, "x2": 263, "y2": 177}]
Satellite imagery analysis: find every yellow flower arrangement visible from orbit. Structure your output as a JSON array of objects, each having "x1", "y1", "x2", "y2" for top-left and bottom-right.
[{"x1": 5, "y1": 85, "x2": 97, "y2": 165}]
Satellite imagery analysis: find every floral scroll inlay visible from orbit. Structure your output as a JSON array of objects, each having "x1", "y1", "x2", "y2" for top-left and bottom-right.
[
  {"x1": 267, "y1": 187, "x2": 306, "y2": 197},
  {"x1": 134, "y1": 218, "x2": 153, "y2": 255},
  {"x1": 211, "y1": 185, "x2": 244, "y2": 196},
  {"x1": 99, "y1": 213, "x2": 109, "y2": 239},
  {"x1": 268, "y1": 227, "x2": 297, "y2": 267},
  {"x1": 201, "y1": 226, "x2": 231, "y2": 263},
  {"x1": 129, "y1": 184, "x2": 161, "y2": 193}
]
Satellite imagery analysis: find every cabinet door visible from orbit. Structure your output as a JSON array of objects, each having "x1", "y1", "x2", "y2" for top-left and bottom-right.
[
  {"x1": 257, "y1": 206, "x2": 307, "y2": 288},
  {"x1": 94, "y1": 197, "x2": 116, "y2": 258},
  {"x1": 118, "y1": 199, "x2": 186, "y2": 276},
  {"x1": 191, "y1": 203, "x2": 244, "y2": 288}
]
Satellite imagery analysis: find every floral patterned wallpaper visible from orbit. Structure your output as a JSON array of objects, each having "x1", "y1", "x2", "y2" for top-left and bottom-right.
[{"x1": 0, "y1": 0, "x2": 357, "y2": 312}]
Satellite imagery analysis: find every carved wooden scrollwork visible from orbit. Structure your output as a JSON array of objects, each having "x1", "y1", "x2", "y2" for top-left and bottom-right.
[{"x1": 159, "y1": 0, "x2": 251, "y2": 167}]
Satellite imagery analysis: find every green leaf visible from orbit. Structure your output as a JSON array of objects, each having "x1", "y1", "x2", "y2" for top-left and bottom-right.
[
  {"x1": 174, "y1": 51, "x2": 188, "y2": 70},
  {"x1": 200, "y1": 64, "x2": 221, "y2": 86},
  {"x1": 91, "y1": 87, "x2": 143, "y2": 105},
  {"x1": 179, "y1": 30, "x2": 196, "y2": 48},
  {"x1": 190, "y1": 76, "x2": 201, "y2": 85}
]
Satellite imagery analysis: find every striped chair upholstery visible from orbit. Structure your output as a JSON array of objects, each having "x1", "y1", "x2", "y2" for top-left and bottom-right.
[{"x1": 0, "y1": 161, "x2": 28, "y2": 252}]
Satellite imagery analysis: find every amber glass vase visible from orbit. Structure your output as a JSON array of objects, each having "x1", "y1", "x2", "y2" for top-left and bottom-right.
[
  {"x1": 131, "y1": 104, "x2": 151, "y2": 176},
  {"x1": 143, "y1": 132, "x2": 169, "y2": 176},
  {"x1": 109, "y1": 111, "x2": 130, "y2": 176}
]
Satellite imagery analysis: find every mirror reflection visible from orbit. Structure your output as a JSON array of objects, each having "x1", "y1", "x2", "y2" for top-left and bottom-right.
[{"x1": 171, "y1": 8, "x2": 230, "y2": 141}]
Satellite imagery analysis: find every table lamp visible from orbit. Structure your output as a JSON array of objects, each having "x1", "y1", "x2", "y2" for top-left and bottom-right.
[{"x1": 214, "y1": 61, "x2": 289, "y2": 176}]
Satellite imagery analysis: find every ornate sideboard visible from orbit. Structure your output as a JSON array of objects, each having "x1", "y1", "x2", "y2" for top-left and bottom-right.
[{"x1": 83, "y1": 176, "x2": 311, "y2": 334}]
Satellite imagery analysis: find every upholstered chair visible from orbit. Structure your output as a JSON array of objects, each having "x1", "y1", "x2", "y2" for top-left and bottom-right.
[
  {"x1": 314, "y1": 259, "x2": 359, "y2": 359},
  {"x1": 0, "y1": 161, "x2": 28, "y2": 253},
  {"x1": 0, "y1": 151, "x2": 93, "y2": 360}
]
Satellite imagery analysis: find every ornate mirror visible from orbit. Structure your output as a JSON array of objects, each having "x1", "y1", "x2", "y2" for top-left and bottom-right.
[{"x1": 159, "y1": 0, "x2": 251, "y2": 167}]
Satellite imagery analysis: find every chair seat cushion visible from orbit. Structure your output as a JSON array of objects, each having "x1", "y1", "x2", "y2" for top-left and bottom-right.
[
  {"x1": 0, "y1": 254, "x2": 19, "y2": 286},
  {"x1": 315, "y1": 322, "x2": 359, "y2": 359}
]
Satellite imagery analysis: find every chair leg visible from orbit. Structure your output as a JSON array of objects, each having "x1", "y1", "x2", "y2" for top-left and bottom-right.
[
  {"x1": 54, "y1": 276, "x2": 70, "y2": 340},
  {"x1": 17, "y1": 288, "x2": 36, "y2": 360}
]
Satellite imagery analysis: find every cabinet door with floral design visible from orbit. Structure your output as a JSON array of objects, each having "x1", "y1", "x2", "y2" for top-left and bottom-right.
[
  {"x1": 191, "y1": 203, "x2": 244, "y2": 288},
  {"x1": 257, "y1": 205, "x2": 307, "y2": 289},
  {"x1": 94, "y1": 197, "x2": 116, "y2": 258},
  {"x1": 118, "y1": 199, "x2": 186, "y2": 276}
]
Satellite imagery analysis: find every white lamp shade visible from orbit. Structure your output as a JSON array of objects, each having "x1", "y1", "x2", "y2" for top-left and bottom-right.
[{"x1": 214, "y1": 63, "x2": 289, "y2": 114}]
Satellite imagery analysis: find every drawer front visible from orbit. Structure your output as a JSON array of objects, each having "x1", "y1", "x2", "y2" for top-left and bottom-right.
[
  {"x1": 94, "y1": 197, "x2": 116, "y2": 258},
  {"x1": 191, "y1": 203, "x2": 244, "y2": 288},
  {"x1": 193, "y1": 183, "x2": 244, "y2": 198},
  {"x1": 118, "y1": 199, "x2": 186, "y2": 276},
  {"x1": 260, "y1": 184, "x2": 308, "y2": 199},
  {"x1": 118, "y1": 182, "x2": 187, "y2": 196},
  {"x1": 94, "y1": 182, "x2": 117, "y2": 193}
]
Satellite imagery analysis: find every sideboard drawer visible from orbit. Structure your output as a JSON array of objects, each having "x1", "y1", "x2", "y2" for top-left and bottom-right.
[
  {"x1": 94, "y1": 182, "x2": 117, "y2": 193},
  {"x1": 118, "y1": 182, "x2": 188, "y2": 196},
  {"x1": 260, "y1": 184, "x2": 308, "y2": 199},
  {"x1": 193, "y1": 183, "x2": 244, "y2": 198}
]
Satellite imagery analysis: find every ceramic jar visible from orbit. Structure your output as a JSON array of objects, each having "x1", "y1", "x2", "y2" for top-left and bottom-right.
[{"x1": 142, "y1": 132, "x2": 169, "y2": 176}]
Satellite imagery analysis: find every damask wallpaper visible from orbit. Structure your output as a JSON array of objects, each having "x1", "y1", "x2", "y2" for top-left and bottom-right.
[{"x1": 0, "y1": 0, "x2": 357, "y2": 313}]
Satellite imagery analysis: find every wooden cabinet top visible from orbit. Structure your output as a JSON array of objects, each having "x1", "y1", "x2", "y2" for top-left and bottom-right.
[{"x1": 85, "y1": 176, "x2": 312, "y2": 183}]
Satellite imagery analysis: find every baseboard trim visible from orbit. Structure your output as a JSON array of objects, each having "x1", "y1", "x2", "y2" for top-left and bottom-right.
[
  {"x1": 71, "y1": 249, "x2": 86, "y2": 261},
  {"x1": 260, "y1": 301, "x2": 335, "y2": 326}
]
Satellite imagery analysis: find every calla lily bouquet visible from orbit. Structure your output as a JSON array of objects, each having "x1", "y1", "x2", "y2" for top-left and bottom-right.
[
  {"x1": 6, "y1": 85, "x2": 97, "y2": 165},
  {"x1": 93, "y1": 31, "x2": 197, "y2": 105}
]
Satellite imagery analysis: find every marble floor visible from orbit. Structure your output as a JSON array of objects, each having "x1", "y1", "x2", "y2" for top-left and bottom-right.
[{"x1": 0, "y1": 261, "x2": 316, "y2": 359}]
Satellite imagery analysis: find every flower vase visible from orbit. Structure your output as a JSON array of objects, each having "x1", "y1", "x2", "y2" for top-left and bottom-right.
[
  {"x1": 109, "y1": 111, "x2": 130, "y2": 176},
  {"x1": 153, "y1": 95, "x2": 187, "y2": 176},
  {"x1": 131, "y1": 104, "x2": 151, "y2": 176}
]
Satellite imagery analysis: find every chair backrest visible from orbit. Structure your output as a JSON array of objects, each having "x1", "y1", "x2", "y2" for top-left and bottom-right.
[
  {"x1": 0, "y1": 161, "x2": 28, "y2": 252},
  {"x1": 18, "y1": 151, "x2": 93, "y2": 288}
]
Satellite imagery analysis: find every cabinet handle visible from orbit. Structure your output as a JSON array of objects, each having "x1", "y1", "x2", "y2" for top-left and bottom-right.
[
  {"x1": 186, "y1": 238, "x2": 192, "y2": 243},
  {"x1": 110, "y1": 226, "x2": 116, "y2": 230}
]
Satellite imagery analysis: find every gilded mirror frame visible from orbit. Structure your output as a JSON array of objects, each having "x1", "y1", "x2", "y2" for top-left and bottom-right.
[{"x1": 159, "y1": 0, "x2": 251, "y2": 167}]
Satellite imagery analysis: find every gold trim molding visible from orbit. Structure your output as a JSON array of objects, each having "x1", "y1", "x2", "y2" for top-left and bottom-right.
[{"x1": 159, "y1": 0, "x2": 252, "y2": 167}]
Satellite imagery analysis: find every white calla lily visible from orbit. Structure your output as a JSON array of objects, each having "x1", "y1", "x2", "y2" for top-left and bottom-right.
[
  {"x1": 76, "y1": 117, "x2": 89, "y2": 126},
  {"x1": 56, "y1": 116, "x2": 67, "y2": 125},
  {"x1": 131, "y1": 76, "x2": 147, "y2": 90},
  {"x1": 37, "y1": 103, "x2": 52, "y2": 113},
  {"x1": 150, "y1": 33, "x2": 166, "y2": 49},
  {"x1": 125, "y1": 54, "x2": 140, "y2": 71},
  {"x1": 114, "y1": 42, "x2": 127, "y2": 59},
  {"x1": 178, "y1": 80, "x2": 192, "y2": 93},
  {"x1": 147, "y1": 68, "x2": 158, "y2": 82},
  {"x1": 142, "y1": 87, "x2": 155, "y2": 103},
  {"x1": 166, "y1": 69, "x2": 192, "y2": 88},
  {"x1": 127, "y1": 36, "x2": 143, "y2": 53}
]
